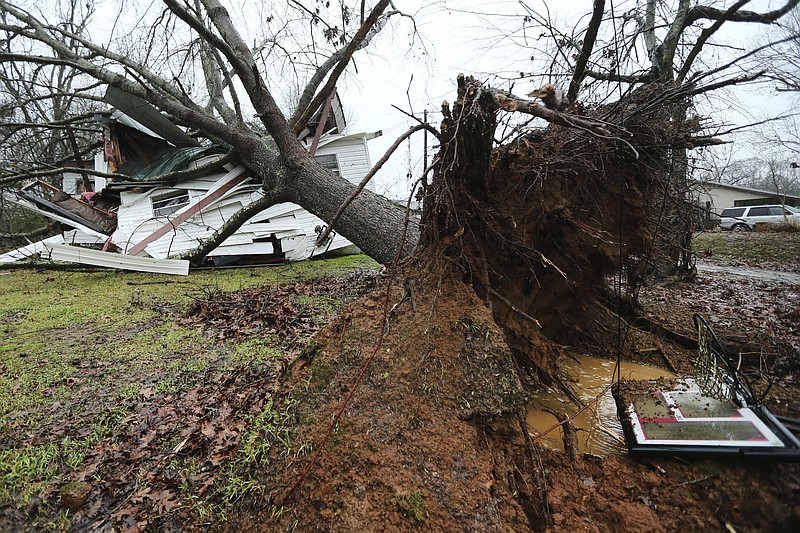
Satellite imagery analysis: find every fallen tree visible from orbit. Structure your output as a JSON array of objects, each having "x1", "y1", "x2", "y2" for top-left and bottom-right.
[
  {"x1": 231, "y1": 75, "x2": 722, "y2": 530},
  {"x1": 2, "y1": 1, "x2": 799, "y2": 529}
]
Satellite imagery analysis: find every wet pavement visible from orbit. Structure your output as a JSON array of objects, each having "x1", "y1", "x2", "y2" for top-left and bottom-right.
[{"x1": 697, "y1": 262, "x2": 800, "y2": 284}]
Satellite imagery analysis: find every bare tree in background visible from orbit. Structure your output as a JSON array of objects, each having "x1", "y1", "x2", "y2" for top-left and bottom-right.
[
  {"x1": 0, "y1": 0, "x2": 421, "y2": 264},
  {"x1": 0, "y1": 0, "x2": 102, "y2": 241},
  {"x1": 759, "y1": 5, "x2": 800, "y2": 93}
]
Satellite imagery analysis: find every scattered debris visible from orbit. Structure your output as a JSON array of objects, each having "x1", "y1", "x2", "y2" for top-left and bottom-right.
[{"x1": 2, "y1": 88, "x2": 383, "y2": 271}]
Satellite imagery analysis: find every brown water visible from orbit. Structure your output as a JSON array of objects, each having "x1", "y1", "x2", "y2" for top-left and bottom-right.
[{"x1": 526, "y1": 355, "x2": 676, "y2": 456}]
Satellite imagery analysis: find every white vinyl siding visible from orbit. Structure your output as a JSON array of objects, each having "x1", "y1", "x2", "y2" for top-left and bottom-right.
[{"x1": 113, "y1": 133, "x2": 374, "y2": 259}]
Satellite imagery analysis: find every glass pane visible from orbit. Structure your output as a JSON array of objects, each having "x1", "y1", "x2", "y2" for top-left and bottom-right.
[{"x1": 640, "y1": 420, "x2": 767, "y2": 441}]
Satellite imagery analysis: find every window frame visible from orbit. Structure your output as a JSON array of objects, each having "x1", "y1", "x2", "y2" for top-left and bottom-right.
[
  {"x1": 151, "y1": 191, "x2": 190, "y2": 217},
  {"x1": 314, "y1": 154, "x2": 341, "y2": 176}
]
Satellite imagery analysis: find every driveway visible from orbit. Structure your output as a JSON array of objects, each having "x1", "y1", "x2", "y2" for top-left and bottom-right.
[{"x1": 697, "y1": 261, "x2": 800, "y2": 284}]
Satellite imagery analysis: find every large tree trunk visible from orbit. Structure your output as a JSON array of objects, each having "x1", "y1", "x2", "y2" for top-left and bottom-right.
[{"x1": 282, "y1": 157, "x2": 419, "y2": 264}]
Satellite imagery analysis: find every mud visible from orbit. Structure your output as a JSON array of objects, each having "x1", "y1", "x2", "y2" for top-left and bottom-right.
[{"x1": 230, "y1": 263, "x2": 800, "y2": 532}]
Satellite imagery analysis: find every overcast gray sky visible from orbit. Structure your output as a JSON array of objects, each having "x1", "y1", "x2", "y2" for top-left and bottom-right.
[{"x1": 335, "y1": 0, "x2": 797, "y2": 198}]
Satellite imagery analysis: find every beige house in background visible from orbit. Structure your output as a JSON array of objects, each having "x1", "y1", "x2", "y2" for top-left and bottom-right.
[{"x1": 692, "y1": 181, "x2": 800, "y2": 227}]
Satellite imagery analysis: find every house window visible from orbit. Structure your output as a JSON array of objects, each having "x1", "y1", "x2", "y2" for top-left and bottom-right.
[
  {"x1": 315, "y1": 154, "x2": 340, "y2": 176},
  {"x1": 152, "y1": 191, "x2": 190, "y2": 217}
]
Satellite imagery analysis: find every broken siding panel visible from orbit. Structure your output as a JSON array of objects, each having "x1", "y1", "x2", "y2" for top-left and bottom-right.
[
  {"x1": 212, "y1": 190, "x2": 263, "y2": 212},
  {"x1": 110, "y1": 145, "x2": 366, "y2": 261},
  {"x1": 242, "y1": 221, "x2": 309, "y2": 233},
  {"x1": 242, "y1": 210, "x2": 325, "y2": 235},
  {"x1": 144, "y1": 233, "x2": 246, "y2": 259},
  {"x1": 141, "y1": 206, "x2": 251, "y2": 257},
  {"x1": 114, "y1": 172, "x2": 257, "y2": 255},
  {"x1": 249, "y1": 202, "x2": 310, "y2": 222},
  {"x1": 44, "y1": 243, "x2": 190, "y2": 275},
  {"x1": 63, "y1": 229, "x2": 107, "y2": 246},
  {"x1": 208, "y1": 242, "x2": 276, "y2": 256},
  {"x1": 0, "y1": 234, "x2": 66, "y2": 263},
  {"x1": 283, "y1": 232, "x2": 355, "y2": 261},
  {"x1": 146, "y1": 232, "x2": 264, "y2": 259},
  {"x1": 115, "y1": 189, "x2": 161, "y2": 233},
  {"x1": 145, "y1": 225, "x2": 281, "y2": 258},
  {"x1": 138, "y1": 190, "x2": 286, "y2": 258}
]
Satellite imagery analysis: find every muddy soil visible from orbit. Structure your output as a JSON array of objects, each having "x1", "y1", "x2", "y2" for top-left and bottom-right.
[{"x1": 229, "y1": 262, "x2": 800, "y2": 532}]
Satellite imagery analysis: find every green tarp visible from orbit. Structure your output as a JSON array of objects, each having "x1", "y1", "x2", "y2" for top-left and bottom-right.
[{"x1": 130, "y1": 146, "x2": 209, "y2": 181}]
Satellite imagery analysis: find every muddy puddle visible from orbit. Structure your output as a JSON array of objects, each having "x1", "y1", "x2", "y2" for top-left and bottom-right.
[{"x1": 526, "y1": 355, "x2": 676, "y2": 456}]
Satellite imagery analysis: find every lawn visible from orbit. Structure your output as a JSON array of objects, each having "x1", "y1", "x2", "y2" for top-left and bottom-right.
[
  {"x1": 0, "y1": 255, "x2": 377, "y2": 529},
  {"x1": 693, "y1": 230, "x2": 800, "y2": 271}
]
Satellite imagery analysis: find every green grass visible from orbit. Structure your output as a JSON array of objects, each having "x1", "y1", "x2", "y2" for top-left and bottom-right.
[
  {"x1": 396, "y1": 489, "x2": 428, "y2": 524},
  {"x1": 0, "y1": 255, "x2": 376, "y2": 528},
  {"x1": 231, "y1": 337, "x2": 285, "y2": 367},
  {"x1": 0, "y1": 406, "x2": 127, "y2": 506},
  {"x1": 693, "y1": 231, "x2": 800, "y2": 270}
]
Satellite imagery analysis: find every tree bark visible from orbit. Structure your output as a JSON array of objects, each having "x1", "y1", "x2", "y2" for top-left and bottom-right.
[{"x1": 279, "y1": 156, "x2": 420, "y2": 264}]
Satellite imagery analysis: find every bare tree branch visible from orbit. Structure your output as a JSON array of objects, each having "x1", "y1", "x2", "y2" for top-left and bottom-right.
[
  {"x1": 291, "y1": 0, "x2": 391, "y2": 134},
  {"x1": 677, "y1": 0, "x2": 751, "y2": 82},
  {"x1": 288, "y1": 7, "x2": 397, "y2": 128},
  {"x1": 659, "y1": 0, "x2": 691, "y2": 80},
  {"x1": 689, "y1": 70, "x2": 766, "y2": 96},
  {"x1": 493, "y1": 87, "x2": 610, "y2": 135},
  {"x1": 683, "y1": 0, "x2": 800, "y2": 30},
  {"x1": 584, "y1": 68, "x2": 658, "y2": 85},
  {"x1": 568, "y1": 0, "x2": 605, "y2": 103}
]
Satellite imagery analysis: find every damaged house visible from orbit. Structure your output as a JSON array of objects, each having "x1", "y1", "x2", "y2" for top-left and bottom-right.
[{"x1": 0, "y1": 87, "x2": 381, "y2": 274}]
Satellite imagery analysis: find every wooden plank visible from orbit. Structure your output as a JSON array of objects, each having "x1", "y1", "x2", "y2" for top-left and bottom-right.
[
  {"x1": 5, "y1": 196, "x2": 108, "y2": 239},
  {"x1": 105, "y1": 86, "x2": 201, "y2": 148},
  {"x1": 309, "y1": 91, "x2": 336, "y2": 156}
]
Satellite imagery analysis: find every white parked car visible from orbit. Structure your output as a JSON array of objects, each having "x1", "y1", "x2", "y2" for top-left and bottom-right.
[{"x1": 719, "y1": 204, "x2": 800, "y2": 231}]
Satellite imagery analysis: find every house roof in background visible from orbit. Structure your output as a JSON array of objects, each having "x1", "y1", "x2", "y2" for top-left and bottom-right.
[{"x1": 695, "y1": 180, "x2": 800, "y2": 201}]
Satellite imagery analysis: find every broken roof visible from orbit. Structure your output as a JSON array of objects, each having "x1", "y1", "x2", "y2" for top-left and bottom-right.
[{"x1": 104, "y1": 86, "x2": 202, "y2": 148}]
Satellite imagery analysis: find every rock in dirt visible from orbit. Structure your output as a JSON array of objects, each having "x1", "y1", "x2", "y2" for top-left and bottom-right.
[{"x1": 59, "y1": 481, "x2": 90, "y2": 510}]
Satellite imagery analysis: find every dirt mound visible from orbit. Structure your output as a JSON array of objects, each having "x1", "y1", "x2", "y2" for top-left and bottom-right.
[
  {"x1": 235, "y1": 266, "x2": 545, "y2": 530},
  {"x1": 229, "y1": 264, "x2": 800, "y2": 532}
]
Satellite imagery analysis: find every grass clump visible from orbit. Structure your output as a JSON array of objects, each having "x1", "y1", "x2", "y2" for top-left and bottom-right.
[{"x1": 396, "y1": 489, "x2": 429, "y2": 525}]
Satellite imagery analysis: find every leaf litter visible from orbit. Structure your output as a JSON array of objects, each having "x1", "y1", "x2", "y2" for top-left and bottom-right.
[{"x1": 0, "y1": 268, "x2": 378, "y2": 531}]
